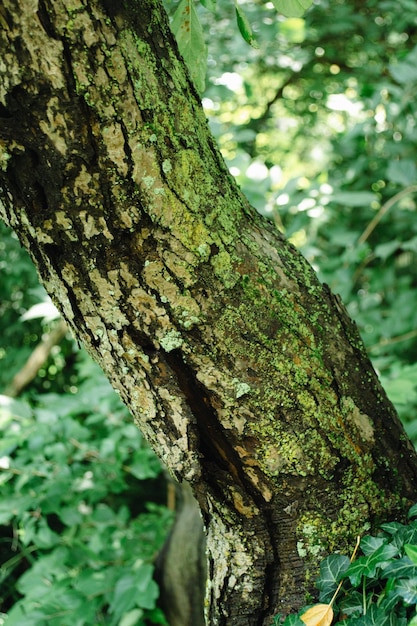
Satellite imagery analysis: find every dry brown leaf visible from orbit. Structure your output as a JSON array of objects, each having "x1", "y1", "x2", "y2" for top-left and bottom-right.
[{"x1": 300, "y1": 603, "x2": 334, "y2": 626}]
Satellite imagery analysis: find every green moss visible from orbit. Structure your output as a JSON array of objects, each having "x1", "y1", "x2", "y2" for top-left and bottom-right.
[
  {"x1": 297, "y1": 516, "x2": 327, "y2": 559},
  {"x1": 211, "y1": 250, "x2": 239, "y2": 289}
]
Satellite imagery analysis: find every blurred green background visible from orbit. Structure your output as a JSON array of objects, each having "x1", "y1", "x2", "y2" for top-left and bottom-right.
[{"x1": 1, "y1": 0, "x2": 417, "y2": 623}]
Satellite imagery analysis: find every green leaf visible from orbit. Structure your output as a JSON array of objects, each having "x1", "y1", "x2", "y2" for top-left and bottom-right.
[
  {"x1": 119, "y1": 609, "x2": 144, "y2": 626},
  {"x1": 374, "y1": 240, "x2": 400, "y2": 261},
  {"x1": 381, "y1": 521, "x2": 406, "y2": 536},
  {"x1": 382, "y1": 556, "x2": 417, "y2": 579},
  {"x1": 387, "y1": 159, "x2": 417, "y2": 186},
  {"x1": 405, "y1": 544, "x2": 417, "y2": 564},
  {"x1": 356, "y1": 604, "x2": 398, "y2": 625},
  {"x1": 330, "y1": 191, "x2": 378, "y2": 208},
  {"x1": 34, "y1": 518, "x2": 61, "y2": 549},
  {"x1": 389, "y1": 46, "x2": 417, "y2": 84},
  {"x1": 109, "y1": 574, "x2": 140, "y2": 621},
  {"x1": 235, "y1": 2, "x2": 259, "y2": 48},
  {"x1": 271, "y1": 0, "x2": 312, "y2": 18},
  {"x1": 72, "y1": 569, "x2": 109, "y2": 596},
  {"x1": 317, "y1": 554, "x2": 350, "y2": 602},
  {"x1": 384, "y1": 576, "x2": 417, "y2": 611},
  {"x1": 282, "y1": 615, "x2": 305, "y2": 625},
  {"x1": 339, "y1": 590, "x2": 363, "y2": 617},
  {"x1": 360, "y1": 535, "x2": 387, "y2": 556},
  {"x1": 409, "y1": 505, "x2": 417, "y2": 520},
  {"x1": 345, "y1": 544, "x2": 398, "y2": 586},
  {"x1": 4, "y1": 604, "x2": 45, "y2": 626},
  {"x1": 16, "y1": 549, "x2": 68, "y2": 597},
  {"x1": 200, "y1": 0, "x2": 216, "y2": 11},
  {"x1": 109, "y1": 565, "x2": 158, "y2": 623},
  {"x1": 171, "y1": 0, "x2": 207, "y2": 93}
]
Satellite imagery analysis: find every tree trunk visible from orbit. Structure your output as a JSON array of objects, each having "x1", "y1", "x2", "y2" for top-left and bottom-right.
[{"x1": 1, "y1": 1, "x2": 417, "y2": 623}]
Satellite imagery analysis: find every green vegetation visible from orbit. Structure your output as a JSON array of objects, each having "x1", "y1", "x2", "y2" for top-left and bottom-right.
[
  {"x1": 0, "y1": 226, "x2": 171, "y2": 625},
  {"x1": 279, "y1": 504, "x2": 417, "y2": 625},
  {"x1": 2, "y1": 0, "x2": 417, "y2": 622}
]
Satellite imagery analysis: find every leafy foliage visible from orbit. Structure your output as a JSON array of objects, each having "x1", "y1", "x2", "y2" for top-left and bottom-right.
[
  {"x1": 279, "y1": 506, "x2": 417, "y2": 625},
  {"x1": 0, "y1": 231, "x2": 171, "y2": 626},
  {"x1": 171, "y1": 0, "x2": 208, "y2": 92},
  {"x1": 167, "y1": 0, "x2": 313, "y2": 91},
  {"x1": 0, "y1": 364, "x2": 171, "y2": 625}
]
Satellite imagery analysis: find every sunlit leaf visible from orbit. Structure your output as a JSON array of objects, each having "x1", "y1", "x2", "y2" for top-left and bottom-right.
[
  {"x1": 171, "y1": 0, "x2": 207, "y2": 93},
  {"x1": 300, "y1": 603, "x2": 333, "y2": 626},
  {"x1": 271, "y1": 0, "x2": 312, "y2": 18},
  {"x1": 235, "y1": 2, "x2": 259, "y2": 48}
]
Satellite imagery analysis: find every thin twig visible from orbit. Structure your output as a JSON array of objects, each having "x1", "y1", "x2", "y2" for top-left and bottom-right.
[
  {"x1": 4, "y1": 319, "x2": 68, "y2": 397},
  {"x1": 368, "y1": 329, "x2": 417, "y2": 352},
  {"x1": 358, "y1": 185, "x2": 417, "y2": 245}
]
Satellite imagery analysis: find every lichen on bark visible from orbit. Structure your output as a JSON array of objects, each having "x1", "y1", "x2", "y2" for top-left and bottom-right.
[{"x1": 1, "y1": 0, "x2": 417, "y2": 623}]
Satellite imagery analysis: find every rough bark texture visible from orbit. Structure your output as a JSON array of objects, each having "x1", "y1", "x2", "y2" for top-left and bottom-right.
[{"x1": 1, "y1": 1, "x2": 417, "y2": 624}]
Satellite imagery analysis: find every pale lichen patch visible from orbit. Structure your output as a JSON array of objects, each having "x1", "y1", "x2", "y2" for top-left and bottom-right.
[
  {"x1": 159, "y1": 329, "x2": 183, "y2": 352},
  {"x1": 55, "y1": 211, "x2": 73, "y2": 231},
  {"x1": 206, "y1": 501, "x2": 263, "y2": 606},
  {"x1": 159, "y1": 387, "x2": 188, "y2": 436},
  {"x1": 102, "y1": 122, "x2": 128, "y2": 176},
  {"x1": 39, "y1": 97, "x2": 68, "y2": 156},
  {"x1": 79, "y1": 211, "x2": 114, "y2": 240},
  {"x1": 341, "y1": 396, "x2": 375, "y2": 445}
]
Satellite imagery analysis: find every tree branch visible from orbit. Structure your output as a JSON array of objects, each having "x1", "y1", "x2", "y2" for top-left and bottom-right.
[{"x1": 4, "y1": 320, "x2": 68, "y2": 397}]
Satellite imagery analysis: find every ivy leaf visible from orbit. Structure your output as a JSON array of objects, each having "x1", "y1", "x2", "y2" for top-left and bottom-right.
[
  {"x1": 382, "y1": 556, "x2": 417, "y2": 579},
  {"x1": 380, "y1": 521, "x2": 405, "y2": 536},
  {"x1": 355, "y1": 604, "x2": 397, "y2": 625},
  {"x1": 300, "y1": 604, "x2": 333, "y2": 626},
  {"x1": 235, "y1": 2, "x2": 259, "y2": 48},
  {"x1": 317, "y1": 554, "x2": 350, "y2": 602},
  {"x1": 282, "y1": 616, "x2": 305, "y2": 625},
  {"x1": 360, "y1": 535, "x2": 387, "y2": 556},
  {"x1": 271, "y1": 0, "x2": 312, "y2": 18},
  {"x1": 408, "y1": 504, "x2": 417, "y2": 520},
  {"x1": 171, "y1": 0, "x2": 207, "y2": 93},
  {"x1": 345, "y1": 544, "x2": 398, "y2": 587},
  {"x1": 383, "y1": 576, "x2": 417, "y2": 612},
  {"x1": 405, "y1": 544, "x2": 417, "y2": 564},
  {"x1": 339, "y1": 590, "x2": 363, "y2": 617}
]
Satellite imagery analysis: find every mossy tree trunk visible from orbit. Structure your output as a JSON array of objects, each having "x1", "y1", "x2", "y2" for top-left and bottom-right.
[{"x1": 1, "y1": 1, "x2": 417, "y2": 623}]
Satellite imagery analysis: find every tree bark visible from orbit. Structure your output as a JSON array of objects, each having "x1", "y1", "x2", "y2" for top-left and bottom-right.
[{"x1": 1, "y1": 1, "x2": 417, "y2": 623}]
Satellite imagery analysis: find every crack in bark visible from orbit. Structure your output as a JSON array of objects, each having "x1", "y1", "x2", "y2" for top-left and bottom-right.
[
  {"x1": 163, "y1": 348, "x2": 281, "y2": 623},
  {"x1": 163, "y1": 348, "x2": 246, "y2": 493}
]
